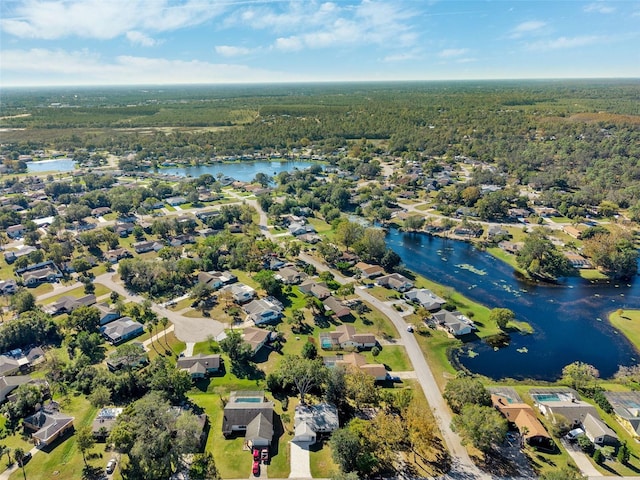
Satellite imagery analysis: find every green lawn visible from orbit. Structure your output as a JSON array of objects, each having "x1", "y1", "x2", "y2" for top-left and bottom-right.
[
  {"x1": 309, "y1": 438, "x2": 337, "y2": 478},
  {"x1": 609, "y1": 309, "x2": 640, "y2": 352},
  {"x1": 188, "y1": 385, "x2": 291, "y2": 479},
  {"x1": 7, "y1": 394, "x2": 99, "y2": 480},
  {"x1": 361, "y1": 345, "x2": 411, "y2": 371}
]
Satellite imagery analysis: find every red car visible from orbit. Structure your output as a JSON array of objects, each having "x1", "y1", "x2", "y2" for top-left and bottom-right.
[
  {"x1": 253, "y1": 449, "x2": 260, "y2": 460},
  {"x1": 252, "y1": 460, "x2": 260, "y2": 476}
]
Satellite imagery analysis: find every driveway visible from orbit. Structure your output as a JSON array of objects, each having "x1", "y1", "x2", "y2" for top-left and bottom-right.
[
  {"x1": 289, "y1": 441, "x2": 312, "y2": 478},
  {"x1": 94, "y1": 272, "x2": 226, "y2": 344},
  {"x1": 561, "y1": 439, "x2": 601, "y2": 477}
]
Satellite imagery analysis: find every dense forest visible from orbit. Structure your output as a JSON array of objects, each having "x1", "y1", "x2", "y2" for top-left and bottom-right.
[{"x1": 2, "y1": 81, "x2": 640, "y2": 208}]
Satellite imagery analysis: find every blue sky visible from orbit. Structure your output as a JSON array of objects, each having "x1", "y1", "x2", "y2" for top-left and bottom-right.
[{"x1": 1, "y1": 0, "x2": 638, "y2": 87}]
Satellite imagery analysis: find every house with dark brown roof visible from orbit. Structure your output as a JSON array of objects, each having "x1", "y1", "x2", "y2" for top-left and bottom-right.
[
  {"x1": 298, "y1": 281, "x2": 331, "y2": 299},
  {"x1": 322, "y1": 296, "x2": 351, "y2": 318}
]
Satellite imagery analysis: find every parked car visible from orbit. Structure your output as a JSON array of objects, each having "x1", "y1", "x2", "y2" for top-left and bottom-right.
[
  {"x1": 106, "y1": 459, "x2": 117, "y2": 475},
  {"x1": 406, "y1": 324, "x2": 414, "y2": 333},
  {"x1": 17, "y1": 452, "x2": 31, "y2": 467},
  {"x1": 252, "y1": 460, "x2": 260, "y2": 476},
  {"x1": 260, "y1": 448, "x2": 269, "y2": 462},
  {"x1": 253, "y1": 448, "x2": 260, "y2": 460}
]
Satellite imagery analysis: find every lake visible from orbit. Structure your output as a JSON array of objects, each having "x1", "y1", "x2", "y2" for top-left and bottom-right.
[
  {"x1": 386, "y1": 229, "x2": 640, "y2": 381},
  {"x1": 27, "y1": 158, "x2": 76, "y2": 173},
  {"x1": 157, "y1": 160, "x2": 320, "y2": 183}
]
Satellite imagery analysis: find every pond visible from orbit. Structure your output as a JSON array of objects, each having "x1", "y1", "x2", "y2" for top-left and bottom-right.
[
  {"x1": 157, "y1": 160, "x2": 320, "y2": 183},
  {"x1": 26, "y1": 158, "x2": 76, "y2": 173},
  {"x1": 386, "y1": 228, "x2": 640, "y2": 381}
]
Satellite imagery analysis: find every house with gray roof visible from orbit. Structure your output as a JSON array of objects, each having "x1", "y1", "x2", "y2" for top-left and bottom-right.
[
  {"x1": 101, "y1": 317, "x2": 144, "y2": 344},
  {"x1": 404, "y1": 288, "x2": 445, "y2": 311},
  {"x1": 376, "y1": 273, "x2": 414, "y2": 292},
  {"x1": 24, "y1": 404, "x2": 74, "y2": 446},
  {"x1": 322, "y1": 296, "x2": 351, "y2": 318},
  {"x1": 583, "y1": 413, "x2": 619, "y2": 446},
  {"x1": 222, "y1": 391, "x2": 274, "y2": 448},
  {"x1": 605, "y1": 391, "x2": 640, "y2": 437},
  {"x1": 432, "y1": 310, "x2": 475, "y2": 336},
  {"x1": 45, "y1": 294, "x2": 96, "y2": 315},
  {"x1": 177, "y1": 354, "x2": 222, "y2": 379},
  {"x1": 243, "y1": 297, "x2": 284, "y2": 325},
  {"x1": 293, "y1": 403, "x2": 339, "y2": 444},
  {"x1": 298, "y1": 281, "x2": 331, "y2": 299},
  {"x1": 0, "y1": 375, "x2": 35, "y2": 403},
  {"x1": 0, "y1": 355, "x2": 21, "y2": 376}
]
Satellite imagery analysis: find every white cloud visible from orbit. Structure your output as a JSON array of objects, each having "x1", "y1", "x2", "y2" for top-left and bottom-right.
[
  {"x1": 228, "y1": 1, "x2": 419, "y2": 52},
  {"x1": 584, "y1": 3, "x2": 616, "y2": 14},
  {"x1": 509, "y1": 20, "x2": 547, "y2": 39},
  {"x1": 383, "y1": 52, "x2": 421, "y2": 62},
  {"x1": 526, "y1": 35, "x2": 602, "y2": 51},
  {"x1": 126, "y1": 31, "x2": 158, "y2": 47},
  {"x1": 438, "y1": 48, "x2": 469, "y2": 58},
  {"x1": 0, "y1": 0, "x2": 225, "y2": 39},
  {"x1": 274, "y1": 37, "x2": 303, "y2": 52},
  {"x1": 0, "y1": 48, "x2": 304, "y2": 86},
  {"x1": 215, "y1": 45, "x2": 253, "y2": 57}
]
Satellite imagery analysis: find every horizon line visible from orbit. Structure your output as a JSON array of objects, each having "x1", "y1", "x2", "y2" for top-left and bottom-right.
[{"x1": 2, "y1": 76, "x2": 640, "y2": 90}]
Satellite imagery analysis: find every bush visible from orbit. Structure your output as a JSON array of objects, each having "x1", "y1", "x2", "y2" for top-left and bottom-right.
[
  {"x1": 371, "y1": 346, "x2": 381, "y2": 357},
  {"x1": 577, "y1": 435, "x2": 594, "y2": 454},
  {"x1": 593, "y1": 448, "x2": 604, "y2": 464}
]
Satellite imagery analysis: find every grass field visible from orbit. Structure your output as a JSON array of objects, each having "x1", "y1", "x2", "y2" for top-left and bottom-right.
[{"x1": 609, "y1": 309, "x2": 640, "y2": 352}]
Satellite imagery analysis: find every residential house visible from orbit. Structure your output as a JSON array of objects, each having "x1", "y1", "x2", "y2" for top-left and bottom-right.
[
  {"x1": 487, "y1": 225, "x2": 511, "y2": 241},
  {"x1": 225, "y1": 283, "x2": 257, "y2": 304},
  {"x1": 292, "y1": 403, "x2": 339, "y2": 444},
  {"x1": 0, "y1": 356, "x2": 22, "y2": 376},
  {"x1": 0, "y1": 280, "x2": 17, "y2": 295},
  {"x1": 91, "y1": 407, "x2": 123, "y2": 441},
  {"x1": 320, "y1": 324, "x2": 376, "y2": 350},
  {"x1": 114, "y1": 222, "x2": 135, "y2": 237},
  {"x1": 325, "y1": 352, "x2": 388, "y2": 381},
  {"x1": 6, "y1": 224, "x2": 25, "y2": 239},
  {"x1": 243, "y1": 297, "x2": 284, "y2": 325},
  {"x1": 275, "y1": 266, "x2": 306, "y2": 285},
  {"x1": 177, "y1": 354, "x2": 222, "y2": 379},
  {"x1": 21, "y1": 263, "x2": 63, "y2": 286},
  {"x1": 491, "y1": 391, "x2": 553, "y2": 450},
  {"x1": 298, "y1": 233, "x2": 322, "y2": 244},
  {"x1": 95, "y1": 303, "x2": 121, "y2": 326},
  {"x1": 583, "y1": 413, "x2": 619, "y2": 446},
  {"x1": 106, "y1": 344, "x2": 148, "y2": 371},
  {"x1": 104, "y1": 248, "x2": 132, "y2": 263},
  {"x1": 354, "y1": 262, "x2": 385, "y2": 279},
  {"x1": 563, "y1": 225, "x2": 588, "y2": 239},
  {"x1": 264, "y1": 257, "x2": 286, "y2": 271},
  {"x1": 101, "y1": 317, "x2": 144, "y2": 344},
  {"x1": 531, "y1": 388, "x2": 600, "y2": 429},
  {"x1": 432, "y1": 310, "x2": 475, "y2": 336},
  {"x1": 4, "y1": 245, "x2": 38, "y2": 264},
  {"x1": 604, "y1": 391, "x2": 640, "y2": 438},
  {"x1": 166, "y1": 196, "x2": 187, "y2": 206},
  {"x1": 222, "y1": 391, "x2": 274, "y2": 448},
  {"x1": 322, "y1": 296, "x2": 351, "y2": 318},
  {"x1": 0, "y1": 375, "x2": 35, "y2": 403},
  {"x1": 169, "y1": 234, "x2": 195, "y2": 247},
  {"x1": 133, "y1": 240, "x2": 164, "y2": 254},
  {"x1": 45, "y1": 294, "x2": 96, "y2": 315},
  {"x1": 23, "y1": 403, "x2": 74, "y2": 446},
  {"x1": 197, "y1": 270, "x2": 237, "y2": 290},
  {"x1": 298, "y1": 281, "x2": 330, "y2": 300},
  {"x1": 499, "y1": 241, "x2": 523, "y2": 255},
  {"x1": 404, "y1": 289, "x2": 445, "y2": 311},
  {"x1": 376, "y1": 273, "x2": 414, "y2": 292},
  {"x1": 288, "y1": 223, "x2": 317, "y2": 236},
  {"x1": 91, "y1": 206, "x2": 111, "y2": 217},
  {"x1": 242, "y1": 327, "x2": 271, "y2": 356},
  {"x1": 564, "y1": 252, "x2": 592, "y2": 269}
]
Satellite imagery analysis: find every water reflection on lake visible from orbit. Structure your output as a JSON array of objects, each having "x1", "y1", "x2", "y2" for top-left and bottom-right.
[
  {"x1": 386, "y1": 229, "x2": 639, "y2": 380},
  {"x1": 158, "y1": 160, "x2": 319, "y2": 183},
  {"x1": 27, "y1": 159, "x2": 76, "y2": 173}
]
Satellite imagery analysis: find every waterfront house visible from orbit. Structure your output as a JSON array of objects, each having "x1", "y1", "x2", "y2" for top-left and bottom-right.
[
  {"x1": 432, "y1": 310, "x2": 475, "y2": 336},
  {"x1": 404, "y1": 288, "x2": 445, "y2": 311}
]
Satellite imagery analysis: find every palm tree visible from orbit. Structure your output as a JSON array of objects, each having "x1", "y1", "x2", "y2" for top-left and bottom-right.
[
  {"x1": 160, "y1": 317, "x2": 169, "y2": 350},
  {"x1": 14, "y1": 448, "x2": 26, "y2": 480}
]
